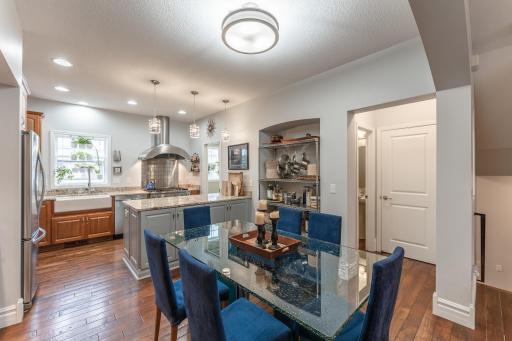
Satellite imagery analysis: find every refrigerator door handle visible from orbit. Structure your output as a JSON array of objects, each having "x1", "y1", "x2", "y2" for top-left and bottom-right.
[
  {"x1": 33, "y1": 227, "x2": 47, "y2": 243},
  {"x1": 35, "y1": 150, "x2": 46, "y2": 214}
]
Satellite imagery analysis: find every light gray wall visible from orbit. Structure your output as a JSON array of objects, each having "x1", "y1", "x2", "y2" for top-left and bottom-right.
[
  {"x1": 475, "y1": 176, "x2": 512, "y2": 292},
  {"x1": 189, "y1": 38, "x2": 435, "y2": 247},
  {"x1": 0, "y1": 0, "x2": 23, "y2": 326},
  {"x1": 27, "y1": 97, "x2": 191, "y2": 188}
]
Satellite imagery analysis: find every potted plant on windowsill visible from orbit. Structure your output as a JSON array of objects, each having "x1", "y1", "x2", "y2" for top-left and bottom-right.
[
  {"x1": 73, "y1": 150, "x2": 93, "y2": 161},
  {"x1": 55, "y1": 166, "x2": 74, "y2": 184},
  {"x1": 72, "y1": 136, "x2": 93, "y2": 149}
]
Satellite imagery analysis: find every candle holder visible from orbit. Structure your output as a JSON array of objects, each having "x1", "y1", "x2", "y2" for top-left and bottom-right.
[
  {"x1": 256, "y1": 224, "x2": 266, "y2": 246},
  {"x1": 269, "y1": 218, "x2": 279, "y2": 249}
]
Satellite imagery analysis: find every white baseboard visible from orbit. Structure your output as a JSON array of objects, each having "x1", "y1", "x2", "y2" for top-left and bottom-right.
[
  {"x1": 432, "y1": 292, "x2": 475, "y2": 329},
  {"x1": 0, "y1": 298, "x2": 24, "y2": 329}
]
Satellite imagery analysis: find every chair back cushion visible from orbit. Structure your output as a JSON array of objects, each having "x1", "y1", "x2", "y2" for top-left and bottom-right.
[
  {"x1": 360, "y1": 247, "x2": 404, "y2": 341},
  {"x1": 308, "y1": 212, "x2": 342, "y2": 245},
  {"x1": 178, "y1": 249, "x2": 226, "y2": 341},
  {"x1": 276, "y1": 207, "x2": 302, "y2": 235},
  {"x1": 183, "y1": 205, "x2": 211, "y2": 230},
  {"x1": 143, "y1": 230, "x2": 179, "y2": 323}
]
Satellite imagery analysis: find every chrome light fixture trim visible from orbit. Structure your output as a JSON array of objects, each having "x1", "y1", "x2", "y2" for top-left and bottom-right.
[
  {"x1": 220, "y1": 99, "x2": 231, "y2": 142},
  {"x1": 189, "y1": 90, "x2": 200, "y2": 139},
  {"x1": 148, "y1": 80, "x2": 161, "y2": 135},
  {"x1": 222, "y1": 4, "x2": 279, "y2": 54}
]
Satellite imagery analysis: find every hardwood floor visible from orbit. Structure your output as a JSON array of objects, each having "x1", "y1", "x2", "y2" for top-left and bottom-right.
[{"x1": 0, "y1": 240, "x2": 509, "y2": 340}]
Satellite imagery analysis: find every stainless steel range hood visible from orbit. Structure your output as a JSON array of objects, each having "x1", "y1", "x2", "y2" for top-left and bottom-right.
[{"x1": 138, "y1": 116, "x2": 190, "y2": 160}]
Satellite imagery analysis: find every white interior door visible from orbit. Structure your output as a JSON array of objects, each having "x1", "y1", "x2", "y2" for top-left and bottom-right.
[{"x1": 379, "y1": 124, "x2": 436, "y2": 263}]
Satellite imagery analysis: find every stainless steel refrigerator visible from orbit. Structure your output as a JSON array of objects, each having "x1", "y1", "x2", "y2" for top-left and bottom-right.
[{"x1": 21, "y1": 130, "x2": 46, "y2": 310}]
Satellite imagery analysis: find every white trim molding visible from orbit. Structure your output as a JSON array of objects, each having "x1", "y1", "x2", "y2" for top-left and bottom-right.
[
  {"x1": 0, "y1": 298, "x2": 24, "y2": 329},
  {"x1": 433, "y1": 271, "x2": 476, "y2": 329}
]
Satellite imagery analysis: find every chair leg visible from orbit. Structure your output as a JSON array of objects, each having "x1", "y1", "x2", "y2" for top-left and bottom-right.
[
  {"x1": 154, "y1": 306, "x2": 161, "y2": 341},
  {"x1": 170, "y1": 324, "x2": 178, "y2": 341}
]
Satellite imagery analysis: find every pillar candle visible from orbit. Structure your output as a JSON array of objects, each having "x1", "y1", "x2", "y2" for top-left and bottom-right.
[
  {"x1": 257, "y1": 200, "x2": 268, "y2": 211},
  {"x1": 255, "y1": 211, "x2": 265, "y2": 225}
]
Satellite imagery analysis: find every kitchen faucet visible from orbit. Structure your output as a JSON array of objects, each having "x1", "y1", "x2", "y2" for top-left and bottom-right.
[{"x1": 86, "y1": 167, "x2": 94, "y2": 193}]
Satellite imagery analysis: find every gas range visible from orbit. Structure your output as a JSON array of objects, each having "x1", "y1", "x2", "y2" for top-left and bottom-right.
[{"x1": 143, "y1": 188, "x2": 190, "y2": 198}]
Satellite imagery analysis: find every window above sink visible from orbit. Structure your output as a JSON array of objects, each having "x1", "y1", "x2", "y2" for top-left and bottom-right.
[{"x1": 50, "y1": 130, "x2": 111, "y2": 188}]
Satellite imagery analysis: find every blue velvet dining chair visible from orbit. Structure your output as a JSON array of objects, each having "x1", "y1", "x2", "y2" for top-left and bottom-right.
[
  {"x1": 178, "y1": 249, "x2": 292, "y2": 341},
  {"x1": 183, "y1": 205, "x2": 211, "y2": 230},
  {"x1": 276, "y1": 247, "x2": 404, "y2": 341},
  {"x1": 144, "y1": 230, "x2": 230, "y2": 341},
  {"x1": 277, "y1": 207, "x2": 302, "y2": 235},
  {"x1": 308, "y1": 212, "x2": 342, "y2": 245}
]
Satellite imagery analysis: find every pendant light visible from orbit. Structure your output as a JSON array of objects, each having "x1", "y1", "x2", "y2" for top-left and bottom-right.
[
  {"x1": 189, "y1": 90, "x2": 200, "y2": 139},
  {"x1": 220, "y1": 99, "x2": 231, "y2": 142},
  {"x1": 148, "y1": 80, "x2": 161, "y2": 135}
]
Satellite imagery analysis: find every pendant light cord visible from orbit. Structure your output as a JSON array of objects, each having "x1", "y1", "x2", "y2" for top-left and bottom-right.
[{"x1": 153, "y1": 83, "x2": 156, "y2": 118}]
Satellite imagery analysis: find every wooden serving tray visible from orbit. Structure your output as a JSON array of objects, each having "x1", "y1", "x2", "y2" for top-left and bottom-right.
[{"x1": 229, "y1": 230, "x2": 301, "y2": 260}]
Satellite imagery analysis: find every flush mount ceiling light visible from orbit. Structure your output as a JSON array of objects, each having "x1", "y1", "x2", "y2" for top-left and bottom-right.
[
  {"x1": 148, "y1": 80, "x2": 161, "y2": 135},
  {"x1": 222, "y1": 2, "x2": 279, "y2": 54},
  {"x1": 127, "y1": 100, "x2": 138, "y2": 106},
  {"x1": 177, "y1": 110, "x2": 187, "y2": 115},
  {"x1": 52, "y1": 58, "x2": 73, "y2": 67},
  {"x1": 54, "y1": 85, "x2": 70, "y2": 92}
]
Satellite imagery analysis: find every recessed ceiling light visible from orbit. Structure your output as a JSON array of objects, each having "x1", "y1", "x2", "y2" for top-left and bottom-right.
[
  {"x1": 222, "y1": 3, "x2": 279, "y2": 54},
  {"x1": 77, "y1": 101, "x2": 89, "y2": 106},
  {"x1": 127, "y1": 100, "x2": 138, "y2": 106},
  {"x1": 54, "y1": 85, "x2": 70, "y2": 92},
  {"x1": 177, "y1": 110, "x2": 187, "y2": 115},
  {"x1": 52, "y1": 58, "x2": 73, "y2": 67}
]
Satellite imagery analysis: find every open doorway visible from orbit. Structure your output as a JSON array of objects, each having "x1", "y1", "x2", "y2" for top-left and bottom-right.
[
  {"x1": 206, "y1": 143, "x2": 220, "y2": 194},
  {"x1": 357, "y1": 128, "x2": 371, "y2": 251},
  {"x1": 349, "y1": 97, "x2": 437, "y2": 263}
]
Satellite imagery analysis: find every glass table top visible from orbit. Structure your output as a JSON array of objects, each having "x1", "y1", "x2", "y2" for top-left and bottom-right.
[{"x1": 164, "y1": 220, "x2": 385, "y2": 340}]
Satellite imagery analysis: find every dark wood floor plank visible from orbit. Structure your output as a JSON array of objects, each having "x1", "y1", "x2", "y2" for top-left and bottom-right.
[
  {"x1": 500, "y1": 289, "x2": 512, "y2": 341},
  {"x1": 0, "y1": 239, "x2": 507, "y2": 340},
  {"x1": 485, "y1": 286, "x2": 505, "y2": 341}
]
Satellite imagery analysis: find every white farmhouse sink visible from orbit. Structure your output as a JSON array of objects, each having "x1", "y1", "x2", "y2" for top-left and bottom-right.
[{"x1": 54, "y1": 194, "x2": 112, "y2": 213}]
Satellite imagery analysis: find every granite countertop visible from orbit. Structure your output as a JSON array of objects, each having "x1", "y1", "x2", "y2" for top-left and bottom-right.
[
  {"x1": 44, "y1": 187, "x2": 149, "y2": 200},
  {"x1": 123, "y1": 193, "x2": 252, "y2": 212}
]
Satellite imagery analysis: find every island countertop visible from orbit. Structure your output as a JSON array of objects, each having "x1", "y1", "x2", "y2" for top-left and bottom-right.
[{"x1": 123, "y1": 193, "x2": 252, "y2": 212}]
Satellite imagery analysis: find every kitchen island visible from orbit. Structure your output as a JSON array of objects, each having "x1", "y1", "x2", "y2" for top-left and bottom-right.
[{"x1": 122, "y1": 193, "x2": 252, "y2": 279}]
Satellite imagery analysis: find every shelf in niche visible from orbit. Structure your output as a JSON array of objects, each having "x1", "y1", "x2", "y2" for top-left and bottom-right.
[
  {"x1": 259, "y1": 138, "x2": 319, "y2": 149},
  {"x1": 259, "y1": 178, "x2": 318, "y2": 184},
  {"x1": 266, "y1": 200, "x2": 318, "y2": 212}
]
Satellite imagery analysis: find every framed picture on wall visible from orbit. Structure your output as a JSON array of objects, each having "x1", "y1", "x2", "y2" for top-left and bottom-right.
[{"x1": 228, "y1": 143, "x2": 249, "y2": 170}]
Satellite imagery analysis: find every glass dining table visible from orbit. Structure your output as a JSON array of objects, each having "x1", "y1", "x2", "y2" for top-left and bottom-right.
[{"x1": 163, "y1": 220, "x2": 385, "y2": 340}]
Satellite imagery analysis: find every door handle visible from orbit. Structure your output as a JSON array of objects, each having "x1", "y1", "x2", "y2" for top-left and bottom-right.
[
  {"x1": 33, "y1": 227, "x2": 47, "y2": 243},
  {"x1": 381, "y1": 195, "x2": 392, "y2": 201}
]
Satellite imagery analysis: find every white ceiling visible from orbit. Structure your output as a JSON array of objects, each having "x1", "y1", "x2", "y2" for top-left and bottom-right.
[
  {"x1": 16, "y1": 0, "x2": 419, "y2": 121},
  {"x1": 469, "y1": 0, "x2": 512, "y2": 152},
  {"x1": 470, "y1": 0, "x2": 512, "y2": 55}
]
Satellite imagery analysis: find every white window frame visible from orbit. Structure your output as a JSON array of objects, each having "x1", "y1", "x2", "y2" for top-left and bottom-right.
[{"x1": 49, "y1": 130, "x2": 111, "y2": 189}]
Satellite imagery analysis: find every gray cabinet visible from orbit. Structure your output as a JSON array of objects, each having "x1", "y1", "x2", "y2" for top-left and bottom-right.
[
  {"x1": 129, "y1": 209, "x2": 140, "y2": 267},
  {"x1": 123, "y1": 198, "x2": 251, "y2": 280},
  {"x1": 122, "y1": 207, "x2": 130, "y2": 256},
  {"x1": 227, "y1": 200, "x2": 249, "y2": 221},
  {"x1": 175, "y1": 207, "x2": 184, "y2": 232},
  {"x1": 140, "y1": 209, "x2": 175, "y2": 269},
  {"x1": 210, "y1": 203, "x2": 226, "y2": 224}
]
